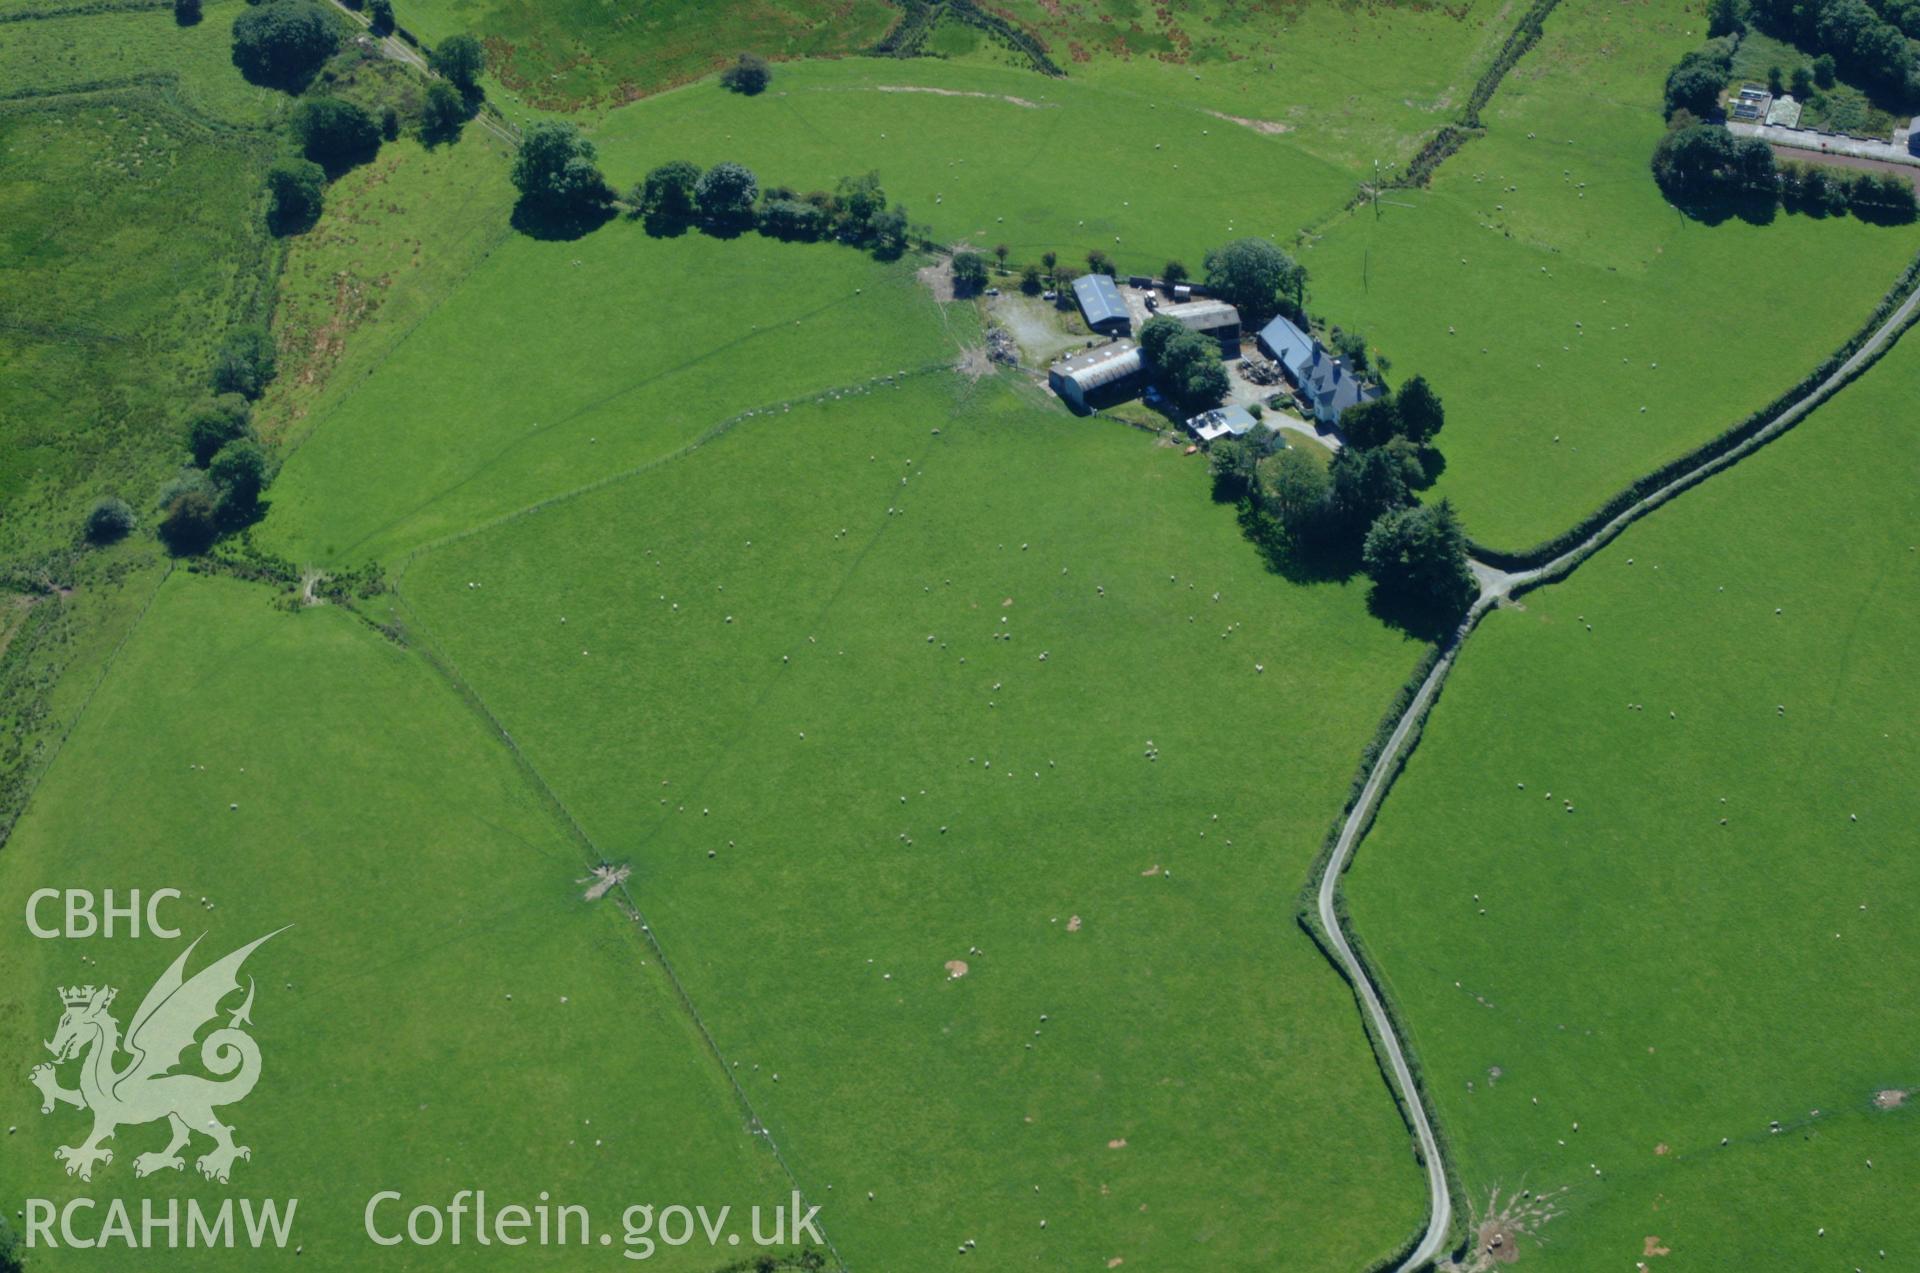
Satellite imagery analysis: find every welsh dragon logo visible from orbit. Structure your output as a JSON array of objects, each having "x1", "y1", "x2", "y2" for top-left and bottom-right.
[{"x1": 28, "y1": 929, "x2": 286, "y2": 1184}]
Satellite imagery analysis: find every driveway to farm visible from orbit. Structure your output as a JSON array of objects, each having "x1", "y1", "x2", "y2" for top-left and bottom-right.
[{"x1": 1318, "y1": 263, "x2": 1920, "y2": 1272}]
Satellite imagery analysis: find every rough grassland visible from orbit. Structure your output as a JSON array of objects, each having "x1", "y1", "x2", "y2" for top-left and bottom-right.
[
  {"x1": 260, "y1": 223, "x2": 963, "y2": 567},
  {"x1": 982, "y1": 0, "x2": 1520, "y2": 171},
  {"x1": 393, "y1": 0, "x2": 897, "y2": 113},
  {"x1": 0, "y1": 1, "x2": 287, "y2": 128},
  {"x1": 0, "y1": 90, "x2": 274, "y2": 558},
  {"x1": 1344, "y1": 333, "x2": 1920, "y2": 1267},
  {"x1": 585, "y1": 58, "x2": 1357, "y2": 276},
  {"x1": 0, "y1": 572, "x2": 792, "y2": 1269},
  {"x1": 257, "y1": 131, "x2": 518, "y2": 448},
  {"x1": 402, "y1": 373, "x2": 1431, "y2": 1270},
  {"x1": 1305, "y1": 0, "x2": 1920, "y2": 551}
]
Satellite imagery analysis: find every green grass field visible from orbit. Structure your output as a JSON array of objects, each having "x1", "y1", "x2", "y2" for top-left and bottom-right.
[
  {"x1": 393, "y1": 0, "x2": 898, "y2": 113},
  {"x1": 1344, "y1": 331, "x2": 1920, "y2": 1268},
  {"x1": 255, "y1": 128, "x2": 518, "y2": 448},
  {"x1": 396, "y1": 371, "x2": 1434, "y2": 1269},
  {"x1": 0, "y1": 1, "x2": 289, "y2": 128},
  {"x1": 584, "y1": 57, "x2": 1357, "y2": 278},
  {"x1": 0, "y1": 570, "x2": 796, "y2": 1270},
  {"x1": 981, "y1": 0, "x2": 1519, "y2": 170},
  {"x1": 260, "y1": 219, "x2": 967, "y2": 567},
  {"x1": 1304, "y1": 0, "x2": 1920, "y2": 552}
]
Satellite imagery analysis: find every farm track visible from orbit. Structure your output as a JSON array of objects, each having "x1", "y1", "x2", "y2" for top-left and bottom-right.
[
  {"x1": 323, "y1": 0, "x2": 521, "y2": 148},
  {"x1": 1318, "y1": 259, "x2": 1920, "y2": 1271}
]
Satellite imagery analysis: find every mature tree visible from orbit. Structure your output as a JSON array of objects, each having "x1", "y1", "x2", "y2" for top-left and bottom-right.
[
  {"x1": 265, "y1": 158, "x2": 326, "y2": 234},
  {"x1": 1041, "y1": 249, "x2": 1058, "y2": 272},
  {"x1": 757, "y1": 198, "x2": 824, "y2": 240},
  {"x1": 1162, "y1": 259, "x2": 1189, "y2": 287},
  {"x1": 174, "y1": 0, "x2": 202, "y2": 25},
  {"x1": 213, "y1": 327, "x2": 277, "y2": 400},
  {"x1": 693, "y1": 161, "x2": 759, "y2": 225},
  {"x1": 184, "y1": 395, "x2": 251, "y2": 466},
  {"x1": 1257, "y1": 446, "x2": 1330, "y2": 535},
  {"x1": 1665, "y1": 55, "x2": 1730, "y2": 118},
  {"x1": 210, "y1": 439, "x2": 271, "y2": 519},
  {"x1": 1812, "y1": 52, "x2": 1836, "y2": 89},
  {"x1": 1328, "y1": 444, "x2": 1411, "y2": 532},
  {"x1": 430, "y1": 33, "x2": 485, "y2": 92},
  {"x1": 1651, "y1": 121, "x2": 1775, "y2": 201},
  {"x1": 1019, "y1": 262, "x2": 1044, "y2": 294},
  {"x1": 719, "y1": 52, "x2": 772, "y2": 95},
  {"x1": 1202, "y1": 237, "x2": 1304, "y2": 323},
  {"x1": 231, "y1": 0, "x2": 339, "y2": 90},
  {"x1": 1140, "y1": 318, "x2": 1227, "y2": 409},
  {"x1": 1706, "y1": 0, "x2": 1747, "y2": 37},
  {"x1": 1845, "y1": 168, "x2": 1919, "y2": 221},
  {"x1": 632, "y1": 159, "x2": 700, "y2": 225},
  {"x1": 1085, "y1": 249, "x2": 1116, "y2": 276},
  {"x1": 419, "y1": 79, "x2": 466, "y2": 145},
  {"x1": 950, "y1": 250, "x2": 989, "y2": 295},
  {"x1": 833, "y1": 171, "x2": 887, "y2": 241},
  {"x1": 1767, "y1": 64, "x2": 1786, "y2": 96},
  {"x1": 511, "y1": 121, "x2": 611, "y2": 210},
  {"x1": 867, "y1": 205, "x2": 910, "y2": 258},
  {"x1": 1137, "y1": 314, "x2": 1187, "y2": 365},
  {"x1": 84, "y1": 497, "x2": 137, "y2": 545},
  {"x1": 1208, "y1": 438, "x2": 1258, "y2": 501},
  {"x1": 1338, "y1": 395, "x2": 1401, "y2": 448},
  {"x1": 368, "y1": 0, "x2": 394, "y2": 35},
  {"x1": 1361, "y1": 500, "x2": 1476, "y2": 613},
  {"x1": 157, "y1": 475, "x2": 218, "y2": 555},
  {"x1": 1394, "y1": 374, "x2": 1445, "y2": 444},
  {"x1": 993, "y1": 243, "x2": 1009, "y2": 266},
  {"x1": 1790, "y1": 63, "x2": 1816, "y2": 99},
  {"x1": 379, "y1": 104, "x2": 401, "y2": 140},
  {"x1": 1330, "y1": 326, "x2": 1370, "y2": 374},
  {"x1": 293, "y1": 97, "x2": 381, "y2": 169}
]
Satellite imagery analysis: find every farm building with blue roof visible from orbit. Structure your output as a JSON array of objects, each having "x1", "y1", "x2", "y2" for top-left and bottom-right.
[{"x1": 1072, "y1": 274, "x2": 1132, "y2": 334}]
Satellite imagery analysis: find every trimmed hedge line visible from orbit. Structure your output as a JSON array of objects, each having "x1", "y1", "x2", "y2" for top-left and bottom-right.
[{"x1": 1473, "y1": 248, "x2": 1920, "y2": 569}]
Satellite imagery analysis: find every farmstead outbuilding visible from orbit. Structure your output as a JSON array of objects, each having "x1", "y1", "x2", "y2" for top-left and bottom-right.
[
  {"x1": 1048, "y1": 340, "x2": 1144, "y2": 411},
  {"x1": 1071, "y1": 273, "x2": 1132, "y2": 334}
]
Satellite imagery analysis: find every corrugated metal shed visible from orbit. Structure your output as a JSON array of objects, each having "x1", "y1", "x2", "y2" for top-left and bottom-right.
[
  {"x1": 1048, "y1": 340, "x2": 1144, "y2": 409},
  {"x1": 1053, "y1": 341, "x2": 1142, "y2": 390},
  {"x1": 1071, "y1": 274, "x2": 1131, "y2": 331},
  {"x1": 1161, "y1": 300, "x2": 1240, "y2": 332}
]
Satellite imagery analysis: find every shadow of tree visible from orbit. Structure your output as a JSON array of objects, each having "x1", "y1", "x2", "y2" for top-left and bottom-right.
[{"x1": 511, "y1": 196, "x2": 616, "y2": 241}]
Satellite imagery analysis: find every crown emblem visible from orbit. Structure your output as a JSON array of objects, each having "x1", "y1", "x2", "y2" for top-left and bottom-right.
[{"x1": 60, "y1": 985, "x2": 101, "y2": 1006}]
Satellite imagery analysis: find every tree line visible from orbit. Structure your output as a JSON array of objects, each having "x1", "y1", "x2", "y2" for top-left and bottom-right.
[
  {"x1": 1653, "y1": 31, "x2": 1916, "y2": 223},
  {"x1": 508, "y1": 124, "x2": 918, "y2": 258}
]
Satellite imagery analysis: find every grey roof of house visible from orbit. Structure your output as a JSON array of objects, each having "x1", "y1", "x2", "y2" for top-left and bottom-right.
[
  {"x1": 1258, "y1": 315, "x2": 1381, "y2": 424},
  {"x1": 1160, "y1": 299, "x2": 1240, "y2": 332},
  {"x1": 1072, "y1": 274, "x2": 1130, "y2": 328},
  {"x1": 1258, "y1": 315, "x2": 1317, "y2": 377},
  {"x1": 1051, "y1": 340, "x2": 1143, "y2": 391}
]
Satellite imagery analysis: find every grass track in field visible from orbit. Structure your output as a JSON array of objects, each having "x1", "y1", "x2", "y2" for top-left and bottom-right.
[
  {"x1": 1344, "y1": 328, "x2": 1920, "y2": 1268},
  {"x1": 1304, "y1": 0, "x2": 1920, "y2": 551},
  {"x1": 585, "y1": 58, "x2": 1358, "y2": 278},
  {"x1": 260, "y1": 222, "x2": 965, "y2": 567},
  {"x1": 983, "y1": 0, "x2": 1521, "y2": 170},
  {"x1": 401, "y1": 371, "x2": 1434, "y2": 1270},
  {"x1": 0, "y1": 572, "x2": 794, "y2": 1270},
  {"x1": 0, "y1": 0, "x2": 287, "y2": 127}
]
